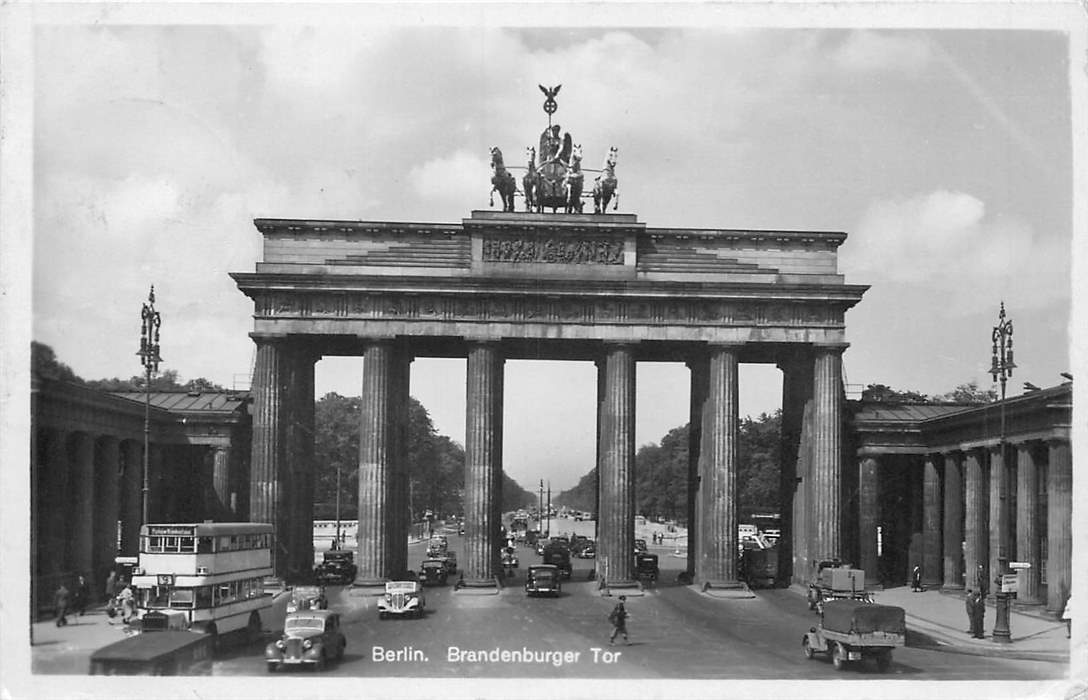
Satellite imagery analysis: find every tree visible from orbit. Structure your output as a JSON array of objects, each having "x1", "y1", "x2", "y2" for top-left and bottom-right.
[
  {"x1": 31, "y1": 341, "x2": 82, "y2": 382},
  {"x1": 934, "y1": 380, "x2": 997, "y2": 404},
  {"x1": 861, "y1": 383, "x2": 930, "y2": 404}
]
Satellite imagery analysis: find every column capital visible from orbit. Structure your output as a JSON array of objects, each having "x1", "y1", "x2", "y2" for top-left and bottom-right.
[
  {"x1": 1046, "y1": 436, "x2": 1070, "y2": 449},
  {"x1": 812, "y1": 342, "x2": 850, "y2": 354}
]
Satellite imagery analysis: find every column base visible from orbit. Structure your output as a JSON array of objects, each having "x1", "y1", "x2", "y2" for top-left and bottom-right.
[
  {"x1": 941, "y1": 583, "x2": 965, "y2": 592},
  {"x1": 698, "y1": 580, "x2": 755, "y2": 599},
  {"x1": 453, "y1": 578, "x2": 501, "y2": 595},
  {"x1": 598, "y1": 580, "x2": 644, "y2": 597}
]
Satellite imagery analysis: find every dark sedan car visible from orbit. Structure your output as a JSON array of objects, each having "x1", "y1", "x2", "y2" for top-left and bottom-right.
[
  {"x1": 419, "y1": 559, "x2": 449, "y2": 586},
  {"x1": 265, "y1": 610, "x2": 346, "y2": 672},
  {"x1": 314, "y1": 550, "x2": 357, "y2": 585}
]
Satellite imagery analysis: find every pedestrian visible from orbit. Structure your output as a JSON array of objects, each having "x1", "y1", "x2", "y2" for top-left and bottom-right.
[
  {"x1": 911, "y1": 565, "x2": 922, "y2": 592},
  {"x1": 976, "y1": 564, "x2": 989, "y2": 600},
  {"x1": 964, "y1": 589, "x2": 974, "y2": 634},
  {"x1": 608, "y1": 595, "x2": 630, "y2": 645},
  {"x1": 73, "y1": 575, "x2": 90, "y2": 616},
  {"x1": 1062, "y1": 595, "x2": 1072, "y2": 639},
  {"x1": 54, "y1": 581, "x2": 70, "y2": 627},
  {"x1": 972, "y1": 589, "x2": 986, "y2": 639},
  {"x1": 104, "y1": 570, "x2": 117, "y2": 601},
  {"x1": 117, "y1": 583, "x2": 136, "y2": 623}
]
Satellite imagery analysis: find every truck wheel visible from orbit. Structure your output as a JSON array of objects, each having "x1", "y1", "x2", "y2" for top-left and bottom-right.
[
  {"x1": 802, "y1": 636, "x2": 814, "y2": 660},
  {"x1": 832, "y1": 643, "x2": 847, "y2": 670},
  {"x1": 876, "y1": 650, "x2": 892, "y2": 672}
]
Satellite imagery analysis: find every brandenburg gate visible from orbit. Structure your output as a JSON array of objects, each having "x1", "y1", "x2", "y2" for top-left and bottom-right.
[{"x1": 231, "y1": 209, "x2": 868, "y2": 590}]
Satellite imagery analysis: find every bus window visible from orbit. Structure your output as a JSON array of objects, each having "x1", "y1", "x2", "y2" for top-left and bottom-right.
[
  {"x1": 195, "y1": 586, "x2": 213, "y2": 609},
  {"x1": 142, "y1": 587, "x2": 171, "y2": 608},
  {"x1": 169, "y1": 588, "x2": 194, "y2": 609},
  {"x1": 197, "y1": 537, "x2": 213, "y2": 554}
]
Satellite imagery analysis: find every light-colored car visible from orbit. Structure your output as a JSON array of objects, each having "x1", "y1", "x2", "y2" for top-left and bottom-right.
[
  {"x1": 378, "y1": 581, "x2": 426, "y2": 619},
  {"x1": 265, "y1": 610, "x2": 346, "y2": 672}
]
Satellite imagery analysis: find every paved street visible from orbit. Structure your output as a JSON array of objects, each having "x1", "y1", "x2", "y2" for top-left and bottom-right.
[{"x1": 205, "y1": 533, "x2": 1066, "y2": 680}]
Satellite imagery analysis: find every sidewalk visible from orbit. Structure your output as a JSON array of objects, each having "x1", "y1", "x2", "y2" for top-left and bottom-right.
[
  {"x1": 30, "y1": 606, "x2": 139, "y2": 674},
  {"x1": 795, "y1": 584, "x2": 1069, "y2": 663}
]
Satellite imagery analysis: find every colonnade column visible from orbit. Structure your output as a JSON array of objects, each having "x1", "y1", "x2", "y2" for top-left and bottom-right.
[
  {"x1": 212, "y1": 446, "x2": 232, "y2": 517},
  {"x1": 1015, "y1": 442, "x2": 1040, "y2": 603},
  {"x1": 463, "y1": 342, "x2": 504, "y2": 585},
  {"x1": 249, "y1": 337, "x2": 291, "y2": 576},
  {"x1": 597, "y1": 344, "x2": 636, "y2": 587},
  {"x1": 963, "y1": 449, "x2": 988, "y2": 593},
  {"x1": 69, "y1": 433, "x2": 95, "y2": 578},
  {"x1": 922, "y1": 454, "x2": 943, "y2": 589},
  {"x1": 857, "y1": 456, "x2": 880, "y2": 588},
  {"x1": 40, "y1": 429, "x2": 69, "y2": 586},
  {"x1": 120, "y1": 441, "x2": 142, "y2": 556},
  {"x1": 942, "y1": 452, "x2": 964, "y2": 589},
  {"x1": 988, "y1": 443, "x2": 1008, "y2": 589},
  {"x1": 810, "y1": 344, "x2": 845, "y2": 560},
  {"x1": 94, "y1": 437, "x2": 121, "y2": 585},
  {"x1": 778, "y1": 352, "x2": 812, "y2": 585},
  {"x1": 355, "y1": 339, "x2": 397, "y2": 585},
  {"x1": 686, "y1": 358, "x2": 708, "y2": 581},
  {"x1": 698, "y1": 344, "x2": 740, "y2": 586},
  {"x1": 1046, "y1": 439, "x2": 1072, "y2": 611},
  {"x1": 390, "y1": 349, "x2": 413, "y2": 578}
]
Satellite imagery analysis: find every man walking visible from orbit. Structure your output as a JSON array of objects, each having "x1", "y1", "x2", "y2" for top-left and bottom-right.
[
  {"x1": 608, "y1": 595, "x2": 630, "y2": 645},
  {"x1": 53, "y1": 581, "x2": 70, "y2": 627},
  {"x1": 73, "y1": 575, "x2": 90, "y2": 617}
]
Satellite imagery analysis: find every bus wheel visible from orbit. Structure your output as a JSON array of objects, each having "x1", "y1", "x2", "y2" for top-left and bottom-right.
[
  {"x1": 247, "y1": 612, "x2": 262, "y2": 643},
  {"x1": 194, "y1": 622, "x2": 219, "y2": 652}
]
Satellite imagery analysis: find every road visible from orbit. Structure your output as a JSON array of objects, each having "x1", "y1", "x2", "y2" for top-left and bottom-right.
[{"x1": 213, "y1": 529, "x2": 1064, "y2": 680}]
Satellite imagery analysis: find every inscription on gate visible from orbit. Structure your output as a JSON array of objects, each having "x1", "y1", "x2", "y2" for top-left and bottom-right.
[{"x1": 481, "y1": 236, "x2": 624, "y2": 265}]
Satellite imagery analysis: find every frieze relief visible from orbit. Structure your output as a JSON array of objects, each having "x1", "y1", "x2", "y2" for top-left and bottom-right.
[
  {"x1": 481, "y1": 236, "x2": 624, "y2": 265},
  {"x1": 257, "y1": 292, "x2": 843, "y2": 327}
]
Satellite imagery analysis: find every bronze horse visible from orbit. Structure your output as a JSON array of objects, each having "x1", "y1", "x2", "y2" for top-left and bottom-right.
[
  {"x1": 490, "y1": 147, "x2": 517, "y2": 213},
  {"x1": 563, "y1": 144, "x2": 584, "y2": 214},
  {"x1": 593, "y1": 146, "x2": 618, "y2": 214},
  {"x1": 523, "y1": 146, "x2": 539, "y2": 212}
]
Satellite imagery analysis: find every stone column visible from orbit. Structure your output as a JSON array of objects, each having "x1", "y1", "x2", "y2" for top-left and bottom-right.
[
  {"x1": 922, "y1": 454, "x2": 942, "y2": 588},
  {"x1": 597, "y1": 344, "x2": 636, "y2": 587},
  {"x1": 120, "y1": 440, "x2": 143, "y2": 556},
  {"x1": 942, "y1": 452, "x2": 964, "y2": 589},
  {"x1": 285, "y1": 347, "x2": 316, "y2": 580},
  {"x1": 1046, "y1": 439, "x2": 1072, "y2": 612},
  {"x1": 40, "y1": 429, "x2": 69, "y2": 589},
  {"x1": 686, "y1": 357, "x2": 708, "y2": 581},
  {"x1": 69, "y1": 432, "x2": 95, "y2": 578},
  {"x1": 212, "y1": 446, "x2": 231, "y2": 517},
  {"x1": 858, "y1": 456, "x2": 881, "y2": 588},
  {"x1": 988, "y1": 443, "x2": 1008, "y2": 591},
  {"x1": 355, "y1": 340, "x2": 396, "y2": 585},
  {"x1": 810, "y1": 345, "x2": 845, "y2": 560},
  {"x1": 463, "y1": 342, "x2": 504, "y2": 585},
  {"x1": 963, "y1": 449, "x2": 988, "y2": 593},
  {"x1": 389, "y1": 349, "x2": 412, "y2": 577},
  {"x1": 1015, "y1": 442, "x2": 1040, "y2": 603},
  {"x1": 698, "y1": 344, "x2": 740, "y2": 586},
  {"x1": 94, "y1": 436, "x2": 122, "y2": 586},
  {"x1": 778, "y1": 353, "x2": 812, "y2": 586},
  {"x1": 249, "y1": 337, "x2": 289, "y2": 578}
]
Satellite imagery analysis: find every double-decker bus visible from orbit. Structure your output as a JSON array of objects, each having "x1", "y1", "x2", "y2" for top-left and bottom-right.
[{"x1": 131, "y1": 522, "x2": 275, "y2": 644}]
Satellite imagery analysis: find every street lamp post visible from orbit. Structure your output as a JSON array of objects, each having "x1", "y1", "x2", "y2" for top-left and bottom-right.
[
  {"x1": 990, "y1": 301, "x2": 1014, "y2": 644},
  {"x1": 137, "y1": 285, "x2": 162, "y2": 526}
]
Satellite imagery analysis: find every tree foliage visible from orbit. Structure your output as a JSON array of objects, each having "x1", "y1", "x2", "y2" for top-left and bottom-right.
[
  {"x1": 933, "y1": 380, "x2": 997, "y2": 404},
  {"x1": 860, "y1": 383, "x2": 930, "y2": 404}
]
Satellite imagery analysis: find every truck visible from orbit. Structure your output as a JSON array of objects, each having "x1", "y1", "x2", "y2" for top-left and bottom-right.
[
  {"x1": 802, "y1": 599, "x2": 906, "y2": 672},
  {"x1": 741, "y1": 546, "x2": 778, "y2": 588},
  {"x1": 541, "y1": 543, "x2": 572, "y2": 580}
]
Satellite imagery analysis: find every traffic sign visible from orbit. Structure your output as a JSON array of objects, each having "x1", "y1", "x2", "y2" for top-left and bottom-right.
[{"x1": 1009, "y1": 561, "x2": 1032, "y2": 569}]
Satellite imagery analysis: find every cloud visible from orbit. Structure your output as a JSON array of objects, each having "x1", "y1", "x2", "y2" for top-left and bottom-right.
[
  {"x1": 409, "y1": 150, "x2": 492, "y2": 209},
  {"x1": 841, "y1": 190, "x2": 1066, "y2": 313},
  {"x1": 833, "y1": 30, "x2": 933, "y2": 74}
]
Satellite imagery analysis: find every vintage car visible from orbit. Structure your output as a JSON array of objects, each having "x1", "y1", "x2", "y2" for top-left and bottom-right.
[
  {"x1": 265, "y1": 610, "x2": 346, "y2": 672},
  {"x1": 525, "y1": 564, "x2": 562, "y2": 597},
  {"x1": 314, "y1": 550, "x2": 357, "y2": 585},
  {"x1": 541, "y1": 543, "x2": 573, "y2": 579},
  {"x1": 574, "y1": 540, "x2": 596, "y2": 559},
  {"x1": 633, "y1": 538, "x2": 648, "y2": 554},
  {"x1": 635, "y1": 552, "x2": 659, "y2": 582},
  {"x1": 802, "y1": 599, "x2": 905, "y2": 672},
  {"x1": 287, "y1": 585, "x2": 328, "y2": 614},
  {"x1": 435, "y1": 551, "x2": 458, "y2": 575},
  {"x1": 426, "y1": 540, "x2": 448, "y2": 558},
  {"x1": 501, "y1": 547, "x2": 519, "y2": 569},
  {"x1": 418, "y1": 559, "x2": 449, "y2": 586},
  {"x1": 807, "y1": 559, "x2": 871, "y2": 612},
  {"x1": 378, "y1": 580, "x2": 426, "y2": 619},
  {"x1": 534, "y1": 539, "x2": 548, "y2": 556},
  {"x1": 741, "y1": 546, "x2": 779, "y2": 589}
]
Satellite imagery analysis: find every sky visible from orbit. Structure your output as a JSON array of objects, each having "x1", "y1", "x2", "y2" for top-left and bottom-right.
[{"x1": 19, "y1": 6, "x2": 1081, "y2": 494}]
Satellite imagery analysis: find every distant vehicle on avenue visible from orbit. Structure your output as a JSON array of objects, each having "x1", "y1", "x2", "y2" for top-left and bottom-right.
[
  {"x1": 807, "y1": 560, "x2": 871, "y2": 613},
  {"x1": 525, "y1": 564, "x2": 562, "y2": 597},
  {"x1": 314, "y1": 550, "x2": 357, "y2": 585},
  {"x1": 636, "y1": 553, "x2": 659, "y2": 583},
  {"x1": 379, "y1": 580, "x2": 426, "y2": 619},
  {"x1": 418, "y1": 559, "x2": 449, "y2": 586},
  {"x1": 265, "y1": 610, "x2": 346, "y2": 672},
  {"x1": 633, "y1": 538, "x2": 648, "y2": 554},
  {"x1": 541, "y1": 542, "x2": 572, "y2": 579}
]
